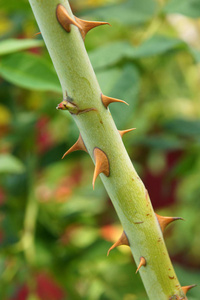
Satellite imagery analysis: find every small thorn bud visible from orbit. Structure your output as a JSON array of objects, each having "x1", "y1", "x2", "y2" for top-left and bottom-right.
[
  {"x1": 56, "y1": 4, "x2": 82, "y2": 33},
  {"x1": 155, "y1": 213, "x2": 184, "y2": 233},
  {"x1": 136, "y1": 257, "x2": 146, "y2": 274},
  {"x1": 101, "y1": 94, "x2": 128, "y2": 109},
  {"x1": 118, "y1": 128, "x2": 136, "y2": 138},
  {"x1": 92, "y1": 148, "x2": 110, "y2": 189},
  {"x1": 107, "y1": 231, "x2": 129, "y2": 256},
  {"x1": 62, "y1": 135, "x2": 87, "y2": 159},
  {"x1": 56, "y1": 100, "x2": 78, "y2": 113},
  {"x1": 182, "y1": 284, "x2": 197, "y2": 295},
  {"x1": 57, "y1": 100, "x2": 96, "y2": 115}
]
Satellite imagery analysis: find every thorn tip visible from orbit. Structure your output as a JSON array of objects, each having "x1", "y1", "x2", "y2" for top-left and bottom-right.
[
  {"x1": 107, "y1": 231, "x2": 129, "y2": 256},
  {"x1": 118, "y1": 128, "x2": 136, "y2": 138},
  {"x1": 155, "y1": 213, "x2": 184, "y2": 233},
  {"x1": 101, "y1": 94, "x2": 128, "y2": 109},
  {"x1": 75, "y1": 17, "x2": 110, "y2": 40},
  {"x1": 136, "y1": 257, "x2": 146, "y2": 274},
  {"x1": 92, "y1": 148, "x2": 110, "y2": 189},
  {"x1": 62, "y1": 135, "x2": 87, "y2": 159},
  {"x1": 182, "y1": 284, "x2": 197, "y2": 295}
]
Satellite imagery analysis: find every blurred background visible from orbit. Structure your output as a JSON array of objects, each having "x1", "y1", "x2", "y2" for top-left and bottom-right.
[{"x1": 0, "y1": 0, "x2": 200, "y2": 299}]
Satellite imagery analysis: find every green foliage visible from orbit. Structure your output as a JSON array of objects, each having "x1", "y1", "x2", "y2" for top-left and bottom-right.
[
  {"x1": 164, "y1": 0, "x2": 200, "y2": 18},
  {"x1": 0, "y1": 0, "x2": 200, "y2": 299},
  {"x1": 82, "y1": 0, "x2": 157, "y2": 25},
  {"x1": 0, "y1": 39, "x2": 44, "y2": 56},
  {"x1": 0, "y1": 154, "x2": 25, "y2": 174},
  {"x1": 0, "y1": 52, "x2": 61, "y2": 92}
]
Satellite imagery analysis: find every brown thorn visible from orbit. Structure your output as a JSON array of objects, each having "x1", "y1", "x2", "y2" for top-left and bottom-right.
[
  {"x1": 101, "y1": 94, "x2": 129, "y2": 109},
  {"x1": 155, "y1": 213, "x2": 184, "y2": 233},
  {"x1": 92, "y1": 148, "x2": 110, "y2": 189},
  {"x1": 136, "y1": 257, "x2": 146, "y2": 274},
  {"x1": 118, "y1": 128, "x2": 136, "y2": 138},
  {"x1": 182, "y1": 284, "x2": 197, "y2": 295},
  {"x1": 34, "y1": 32, "x2": 41, "y2": 36},
  {"x1": 74, "y1": 17, "x2": 110, "y2": 40},
  {"x1": 62, "y1": 135, "x2": 87, "y2": 159},
  {"x1": 107, "y1": 231, "x2": 129, "y2": 256},
  {"x1": 56, "y1": 4, "x2": 82, "y2": 33}
]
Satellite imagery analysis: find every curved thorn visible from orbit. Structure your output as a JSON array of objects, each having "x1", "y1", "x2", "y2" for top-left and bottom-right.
[
  {"x1": 62, "y1": 135, "x2": 87, "y2": 159},
  {"x1": 118, "y1": 128, "x2": 136, "y2": 138},
  {"x1": 75, "y1": 17, "x2": 110, "y2": 40},
  {"x1": 101, "y1": 94, "x2": 129, "y2": 109},
  {"x1": 92, "y1": 148, "x2": 110, "y2": 189},
  {"x1": 182, "y1": 284, "x2": 197, "y2": 295},
  {"x1": 155, "y1": 213, "x2": 184, "y2": 233},
  {"x1": 56, "y1": 4, "x2": 82, "y2": 33},
  {"x1": 107, "y1": 231, "x2": 129, "y2": 256},
  {"x1": 136, "y1": 257, "x2": 146, "y2": 274},
  {"x1": 34, "y1": 32, "x2": 41, "y2": 36}
]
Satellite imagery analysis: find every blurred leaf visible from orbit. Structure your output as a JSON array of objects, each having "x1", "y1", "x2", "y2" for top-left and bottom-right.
[
  {"x1": 97, "y1": 63, "x2": 140, "y2": 128},
  {"x1": 133, "y1": 135, "x2": 184, "y2": 150},
  {"x1": 189, "y1": 47, "x2": 200, "y2": 63},
  {"x1": 89, "y1": 36, "x2": 185, "y2": 69},
  {"x1": 163, "y1": 119, "x2": 200, "y2": 138},
  {"x1": 83, "y1": 0, "x2": 157, "y2": 25},
  {"x1": 0, "y1": 52, "x2": 61, "y2": 93},
  {"x1": 1, "y1": 0, "x2": 30, "y2": 12},
  {"x1": 89, "y1": 41, "x2": 133, "y2": 69},
  {"x1": 0, "y1": 39, "x2": 44, "y2": 56},
  {"x1": 163, "y1": 0, "x2": 200, "y2": 18},
  {"x1": 70, "y1": 227, "x2": 98, "y2": 248},
  {"x1": 132, "y1": 36, "x2": 185, "y2": 57},
  {"x1": 0, "y1": 104, "x2": 11, "y2": 126},
  {"x1": 0, "y1": 153, "x2": 25, "y2": 174}
]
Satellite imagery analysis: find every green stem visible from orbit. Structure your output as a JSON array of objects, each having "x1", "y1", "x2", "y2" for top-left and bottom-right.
[
  {"x1": 28, "y1": 1, "x2": 187, "y2": 299},
  {"x1": 22, "y1": 191, "x2": 38, "y2": 265}
]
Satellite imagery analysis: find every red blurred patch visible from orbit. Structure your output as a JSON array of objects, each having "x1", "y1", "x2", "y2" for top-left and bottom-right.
[
  {"x1": 36, "y1": 116, "x2": 54, "y2": 154},
  {"x1": 17, "y1": 36, "x2": 42, "y2": 55},
  {"x1": 142, "y1": 150, "x2": 183, "y2": 209},
  {"x1": 100, "y1": 225, "x2": 121, "y2": 242},
  {"x1": 11, "y1": 272, "x2": 65, "y2": 300},
  {"x1": 55, "y1": 185, "x2": 72, "y2": 202},
  {"x1": 36, "y1": 272, "x2": 65, "y2": 300},
  {"x1": 59, "y1": 224, "x2": 81, "y2": 245},
  {"x1": 54, "y1": 165, "x2": 83, "y2": 202}
]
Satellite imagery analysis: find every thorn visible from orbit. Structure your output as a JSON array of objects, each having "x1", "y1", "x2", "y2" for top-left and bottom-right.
[
  {"x1": 182, "y1": 284, "x2": 197, "y2": 295},
  {"x1": 74, "y1": 17, "x2": 110, "y2": 40},
  {"x1": 107, "y1": 231, "x2": 129, "y2": 256},
  {"x1": 56, "y1": 4, "x2": 82, "y2": 33},
  {"x1": 62, "y1": 135, "x2": 87, "y2": 159},
  {"x1": 34, "y1": 32, "x2": 41, "y2": 36},
  {"x1": 136, "y1": 257, "x2": 146, "y2": 274},
  {"x1": 101, "y1": 94, "x2": 129, "y2": 109},
  {"x1": 92, "y1": 148, "x2": 110, "y2": 189},
  {"x1": 118, "y1": 128, "x2": 136, "y2": 138},
  {"x1": 155, "y1": 213, "x2": 184, "y2": 233}
]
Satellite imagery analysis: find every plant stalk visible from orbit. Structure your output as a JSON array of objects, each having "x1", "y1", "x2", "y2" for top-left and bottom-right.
[{"x1": 28, "y1": 1, "x2": 187, "y2": 299}]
